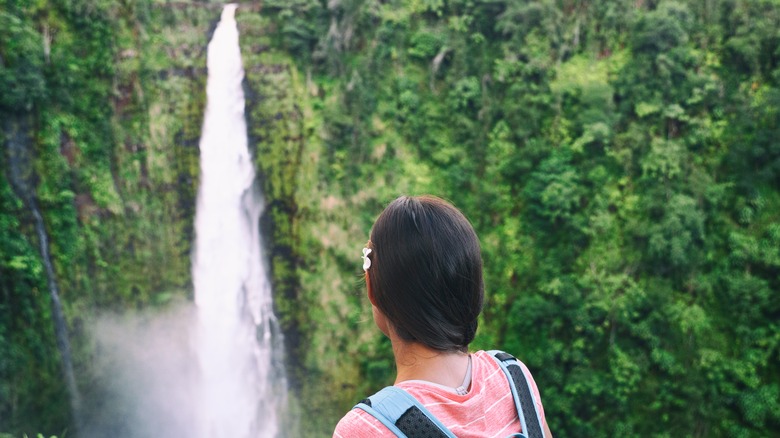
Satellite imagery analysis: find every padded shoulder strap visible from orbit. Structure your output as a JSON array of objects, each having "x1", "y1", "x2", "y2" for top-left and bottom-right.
[
  {"x1": 488, "y1": 350, "x2": 544, "y2": 438},
  {"x1": 353, "y1": 386, "x2": 456, "y2": 438}
]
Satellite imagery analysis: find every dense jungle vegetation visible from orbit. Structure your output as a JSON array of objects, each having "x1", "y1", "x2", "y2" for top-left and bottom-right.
[{"x1": 1, "y1": 0, "x2": 779, "y2": 436}]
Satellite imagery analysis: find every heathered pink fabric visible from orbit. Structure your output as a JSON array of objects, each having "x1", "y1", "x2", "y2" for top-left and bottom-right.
[{"x1": 333, "y1": 350, "x2": 547, "y2": 437}]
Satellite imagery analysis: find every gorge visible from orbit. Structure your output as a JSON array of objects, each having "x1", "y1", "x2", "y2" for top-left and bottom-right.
[{"x1": 1, "y1": 1, "x2": 779, "y2": 436}]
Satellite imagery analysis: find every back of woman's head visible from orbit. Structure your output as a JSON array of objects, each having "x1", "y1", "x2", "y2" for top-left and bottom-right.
[{"x1": 367, "y1": 195, "x2": 484, "y2": 353}]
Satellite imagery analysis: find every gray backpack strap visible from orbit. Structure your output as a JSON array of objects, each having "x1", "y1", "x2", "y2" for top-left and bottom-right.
[
  {"x1": 353, "y1": 386, "x2": 457, "y2": 438},
  {"x1": 488, "y1": 350, "x2": 544, "y2": 438}
]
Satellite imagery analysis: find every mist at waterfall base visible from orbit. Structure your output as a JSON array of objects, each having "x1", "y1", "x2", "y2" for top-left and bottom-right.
[
  {"x1": 82, "y1": 306, "x2": 200, "y2": 437},
  {"x1": 81, "y1": 5, "x2": 287, "y2": 437}
]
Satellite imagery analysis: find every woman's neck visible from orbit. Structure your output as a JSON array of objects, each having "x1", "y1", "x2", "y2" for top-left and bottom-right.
[{"x1": 392, "y1": 340, "x2": 470, "y2": 389}]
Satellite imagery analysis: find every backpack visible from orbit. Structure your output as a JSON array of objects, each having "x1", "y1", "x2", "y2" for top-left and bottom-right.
[{"x1": 352, "y1": 350, "x2": 544, "y2": 438}]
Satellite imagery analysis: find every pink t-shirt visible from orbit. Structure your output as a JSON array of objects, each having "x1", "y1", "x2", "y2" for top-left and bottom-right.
[{"x1": 333, "y1": 350, "x2": 547, "y2": 437}]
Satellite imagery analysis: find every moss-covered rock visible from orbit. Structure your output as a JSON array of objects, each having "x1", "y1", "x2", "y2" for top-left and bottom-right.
[{"x1": 1, "y1": 1, "x2": 215, "y2": 435}]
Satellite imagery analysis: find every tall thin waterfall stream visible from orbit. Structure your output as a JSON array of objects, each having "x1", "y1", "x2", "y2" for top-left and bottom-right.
[
  {"x1": 192, "y1": 4, "x2": 286, "y2": 436},
  {"x1": 5, "y1": 116, "x2": 82, "y2": 433}
]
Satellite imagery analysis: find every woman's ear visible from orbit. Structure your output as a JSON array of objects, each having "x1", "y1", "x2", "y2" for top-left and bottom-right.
[
  {"x1": 366, "y1": 271, "x2": 377, "y2": 305},
  {"x1": 366, "y1": 271, "x2": 391, "y2": 337}
]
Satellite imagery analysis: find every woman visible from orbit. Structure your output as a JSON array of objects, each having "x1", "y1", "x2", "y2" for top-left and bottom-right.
[{"x1": 334, "y1": 195, "x2": 552, "y2": 438}]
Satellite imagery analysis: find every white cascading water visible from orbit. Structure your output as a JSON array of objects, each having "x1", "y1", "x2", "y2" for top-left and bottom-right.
[{"x1": 192, "y1": 4, "x2": 286, "y2": 437}]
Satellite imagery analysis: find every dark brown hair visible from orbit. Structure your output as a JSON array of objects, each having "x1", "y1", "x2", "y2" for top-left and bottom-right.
[{"x1": 367, "y1": 195, "x2": 484, "y2": 352}]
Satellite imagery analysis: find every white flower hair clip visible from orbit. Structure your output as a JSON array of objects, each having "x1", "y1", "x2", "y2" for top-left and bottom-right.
[{"x1": 362, "y1": 247, "x2": 372, "y2": 271}]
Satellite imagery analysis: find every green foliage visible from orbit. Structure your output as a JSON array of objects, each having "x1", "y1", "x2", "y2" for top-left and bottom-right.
[
  {"x1": 0, "y1": 10, "x2": 46, "y2": 112},
  {"x1": 252, "y1": 0, "x2": 780, "y2": 435},
  {"x1": 262, "y1": 0, "x2": 326, "y2": 64},
  {"x1": 408, "y1": 30, "x2": 445, "y2": 59}
]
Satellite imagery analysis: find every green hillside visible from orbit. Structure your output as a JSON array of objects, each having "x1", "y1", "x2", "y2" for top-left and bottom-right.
[{"x1": 1, "y1": 0, "x2": 778, "y2": 436}]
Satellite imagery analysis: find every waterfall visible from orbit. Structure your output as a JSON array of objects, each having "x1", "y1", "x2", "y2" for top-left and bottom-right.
[{"x1": 192, "y1": 4, "x2": 287, "y2": 437}]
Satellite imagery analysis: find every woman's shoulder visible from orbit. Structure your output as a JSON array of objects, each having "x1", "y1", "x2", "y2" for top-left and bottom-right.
[
  {"x1": 332, "y1": 405, "x2": 396, "y2": 438},
  {"x1": 333, "y1": 350, "x2": 547, "y2": 437},
  {"x1": 472, "y1": 349, "x2": 538, "y2": 379},
  {"x1": 472, "y1": 349, "x2": 547, "y2": 423}
]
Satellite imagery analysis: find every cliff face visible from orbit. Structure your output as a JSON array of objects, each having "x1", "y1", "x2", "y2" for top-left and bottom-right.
[
  {"x1": 1, "y1": 2, "x2": 322, "y2": 435},
  {"x1": 0, "y1": 2, "x2": 214, "y2": 434},
  {"x1": 239, "y1": 11, "x2": 306, "y2": 389}
]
